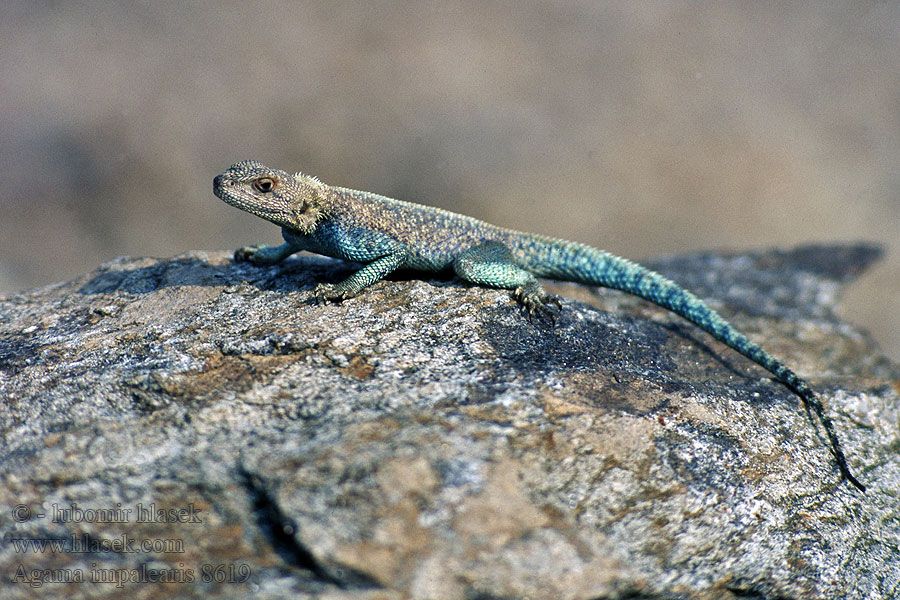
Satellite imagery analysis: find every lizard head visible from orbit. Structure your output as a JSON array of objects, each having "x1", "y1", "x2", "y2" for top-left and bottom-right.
[{"x1": 213, "y1": 160, "x2": 327, "y2": 234}]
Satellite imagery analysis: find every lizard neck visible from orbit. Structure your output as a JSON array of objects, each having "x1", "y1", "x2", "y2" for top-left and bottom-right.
[{"x1": 287, "y1": 177, "x2": 337, "y2": 235}]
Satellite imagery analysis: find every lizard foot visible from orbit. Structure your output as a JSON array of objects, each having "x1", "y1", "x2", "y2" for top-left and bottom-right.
[
  {"x1": 313, "y1": 283, "x2": 358, "y2": 304},
  {"x1": 234, "y1": 244, "x2": 284, "y2": 265},
  {"x1": 514, "y1": 285, "x2": 562, "y2": 325}
]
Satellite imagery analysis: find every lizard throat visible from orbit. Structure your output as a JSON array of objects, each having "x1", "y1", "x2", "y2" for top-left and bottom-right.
[{"x1": 290, "y1": 203, "x2": 324, "y2": 235}]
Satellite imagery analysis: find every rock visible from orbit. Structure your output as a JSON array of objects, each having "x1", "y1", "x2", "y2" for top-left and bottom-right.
[{"x1": 0, "y1": 244, "x2": 897, "y2": 600}]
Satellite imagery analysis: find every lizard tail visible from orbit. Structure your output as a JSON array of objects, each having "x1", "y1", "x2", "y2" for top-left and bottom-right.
[
  {"x1": 775, "y1": 370, "x2": 866, "y2": 491},
  {"x1": 523, "y1": 241, "x2": 865, "y2": 491}
]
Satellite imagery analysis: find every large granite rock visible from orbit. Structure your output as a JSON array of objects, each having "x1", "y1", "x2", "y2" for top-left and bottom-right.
[{"x1": 1, "y1": 244, "x2": 897, "y2": 599}]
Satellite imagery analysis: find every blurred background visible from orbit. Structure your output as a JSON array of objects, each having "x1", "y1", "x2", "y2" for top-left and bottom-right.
[{"x1": 2, "y1": 1, "x2": 898, "y2": 356}]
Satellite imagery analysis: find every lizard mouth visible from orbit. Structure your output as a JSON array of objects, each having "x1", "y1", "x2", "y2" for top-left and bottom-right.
[
  {"x1": 213, "y1": 174, "x2": 238, "y2": 197},
  {"x1": 212, "y1": 175, "x2": 233, "y2": 200},
  {"x1": 213, "y1": 177, "x2": 295, "y2": 229}
]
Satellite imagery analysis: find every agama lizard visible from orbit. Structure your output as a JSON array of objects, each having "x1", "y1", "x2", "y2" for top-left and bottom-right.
[{"x1": 213, "y1": 159, "x2": 865, "y2": 491}]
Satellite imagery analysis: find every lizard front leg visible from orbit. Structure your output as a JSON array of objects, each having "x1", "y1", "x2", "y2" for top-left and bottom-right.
[
  {"x1": 234, "y1": 242, "x2": 299, "y2": 265},
  {"x1": 315, "y1": 248, "x2": 409, "y2": 303}
]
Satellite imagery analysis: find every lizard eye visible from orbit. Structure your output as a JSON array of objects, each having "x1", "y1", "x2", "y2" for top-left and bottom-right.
[{"x1": 253, "y1": 177, "x2": 276, "y2": 193}]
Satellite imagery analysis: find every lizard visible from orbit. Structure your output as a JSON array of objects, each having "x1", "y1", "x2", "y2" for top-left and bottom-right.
[{"x1": 213, "y1": 159, "x2": 865, "y2": 492}]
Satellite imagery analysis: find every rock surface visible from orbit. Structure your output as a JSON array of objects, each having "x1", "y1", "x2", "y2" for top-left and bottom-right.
[{"x1": 0, "y1": 244, "x2": 897, "y2": 600}]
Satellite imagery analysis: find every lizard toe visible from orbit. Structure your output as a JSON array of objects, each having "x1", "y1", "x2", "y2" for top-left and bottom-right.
[
  {"x1": 514, "y1": 287, "x2": 560, "y2": 326},
  {"x1": 234, "y1": 244, "x2": 265, "y2": 263},
  {"x1": 313, "y1": 283, "x2": 338, "y2": 304},
  {"x1": 313, "y1": 283, "x2": 359, "y2": 304}
]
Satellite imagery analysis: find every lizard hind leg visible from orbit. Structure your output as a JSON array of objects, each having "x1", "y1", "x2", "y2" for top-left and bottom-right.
[{"x1": 453, "y1": 241, "x2": 560, "y2": 322}]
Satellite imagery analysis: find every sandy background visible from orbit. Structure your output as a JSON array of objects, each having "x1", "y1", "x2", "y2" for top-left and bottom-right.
[{"x1": 2, "y1": 1, "x2": 897, "y2": 356}]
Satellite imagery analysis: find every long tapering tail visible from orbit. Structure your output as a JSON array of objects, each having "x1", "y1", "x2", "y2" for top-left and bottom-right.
[{"x1": 523, "y1": 239, "x2": 865, "y2": 491}]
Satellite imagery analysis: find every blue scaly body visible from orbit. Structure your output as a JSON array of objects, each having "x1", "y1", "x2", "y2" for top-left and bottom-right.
[{"x1": 213, "y1": 159, "x2": 865, "y2": 491}]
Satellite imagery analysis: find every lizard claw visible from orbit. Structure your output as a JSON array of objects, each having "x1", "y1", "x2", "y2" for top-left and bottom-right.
[
  {"x1": 514, "y1": 287, "x2": 561, "y2": 326},
  {"x1": 313, "y1": 283, "x2": 338, "y2": 304},
  {"x1": 234, "y1": 244, "x2": 268, "y2": 263},
  {"x1": 234, "y1": 244, "x2": 293, "y2": 265},
  {"x1": 313, "y1": 283, "x2": 357, "y2": 304}
]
